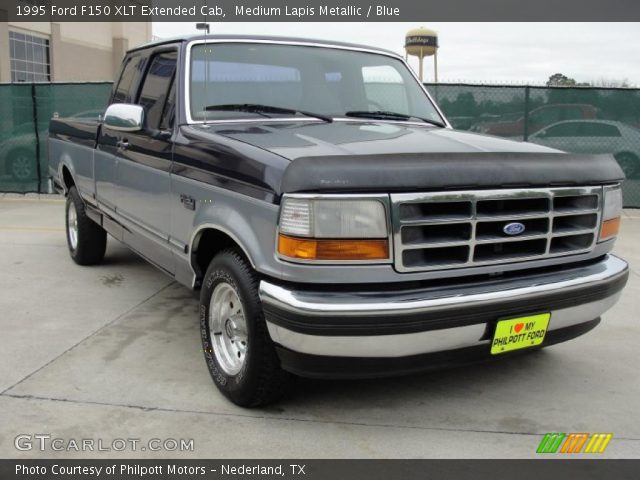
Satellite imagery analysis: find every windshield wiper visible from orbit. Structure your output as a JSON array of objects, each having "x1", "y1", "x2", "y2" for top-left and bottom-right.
[
  {"x1": 344, "y1": 110, "x2": 445, "y2": 127},
  {"x1": 204, "y1": 104, "x2": 333, "y2": 123}
]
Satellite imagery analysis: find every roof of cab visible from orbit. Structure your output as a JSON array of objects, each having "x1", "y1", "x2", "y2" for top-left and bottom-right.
[{"x1": 127, "y1": 34, "x2": 400, "y2": 58}]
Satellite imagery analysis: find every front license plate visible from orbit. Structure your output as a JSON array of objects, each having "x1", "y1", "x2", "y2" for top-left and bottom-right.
[{"x1": 491, "y1": 313, "x2": 551, "y2": 355}]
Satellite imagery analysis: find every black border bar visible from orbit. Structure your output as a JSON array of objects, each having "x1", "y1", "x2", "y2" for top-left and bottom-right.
[
  {"x1": 3, "y1": 0, "x2": 640, "y2": 21},
  {"x1": 2, "y1": 459, "x2": 639, "y2": 479}
]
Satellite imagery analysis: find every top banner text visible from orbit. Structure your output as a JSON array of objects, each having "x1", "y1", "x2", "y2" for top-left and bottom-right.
[{"x1": 2, "y1": 0, "x2": 640, "y2": 21}]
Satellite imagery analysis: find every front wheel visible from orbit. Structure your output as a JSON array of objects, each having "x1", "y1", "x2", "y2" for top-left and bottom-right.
[
  {"x1": 200, "y1": 249, "x2": 291, "y2": 407},
  {"x1": 65, "y1": 186, "x2": 107, "y2": 265}
]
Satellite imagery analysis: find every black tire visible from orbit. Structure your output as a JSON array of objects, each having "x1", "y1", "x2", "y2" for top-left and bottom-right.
[
  {"x1": 200, "y1": 249, "x2": 292, "y2": 407},
  {"x1": 65, "y1": 186, "x2": 107, "y2": 265},
  {"x1": 615, "y1": 152, "x2": 640, "y2": 179}
]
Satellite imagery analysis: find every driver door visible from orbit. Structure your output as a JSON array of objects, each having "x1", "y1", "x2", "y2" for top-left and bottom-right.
[{"x1": 114, "y1": 48, "x2": 178, "y2": 274}]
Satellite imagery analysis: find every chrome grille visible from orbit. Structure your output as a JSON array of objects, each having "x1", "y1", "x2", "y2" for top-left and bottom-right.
[{"x1": 391, "y1": 187, "x2": 602, "y2": 272}]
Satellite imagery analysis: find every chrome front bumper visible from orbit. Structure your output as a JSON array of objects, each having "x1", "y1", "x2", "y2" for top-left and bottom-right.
[{"x1": 259, "y1": 255, "x2": 628, "y2": 363}]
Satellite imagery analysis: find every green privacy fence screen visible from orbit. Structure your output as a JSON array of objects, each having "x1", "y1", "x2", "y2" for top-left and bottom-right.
[
  {"x1": 1, "y1": 82, "x2": 639, "y2": 207},
  {"x1": 0, "y1": 82, "x2": 112, "y2": 194},
  {"x1": 425, "y1": 83, "x2": 640, "y2": 207}
]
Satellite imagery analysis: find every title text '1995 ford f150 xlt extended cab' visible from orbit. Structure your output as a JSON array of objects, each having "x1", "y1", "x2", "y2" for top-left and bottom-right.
[{"x1": 49, "y1": 35, "x2": 628, "y2": 407}]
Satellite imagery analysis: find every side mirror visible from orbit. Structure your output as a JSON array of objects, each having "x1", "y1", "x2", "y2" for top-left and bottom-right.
[{"x1": 103, "y1": 104, "x2": 144, "y2": 132}]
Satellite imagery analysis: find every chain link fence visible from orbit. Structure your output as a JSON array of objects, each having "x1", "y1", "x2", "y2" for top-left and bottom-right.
[
  {"x1": 1, "y1": 82, "x2": 639, "y2": 207},
  {"x1": 426, "y1": 83, "x2": 640, "y2": 207},
  {"x1": 0, "y1": 82, "x2": 112, "y2": 194}
]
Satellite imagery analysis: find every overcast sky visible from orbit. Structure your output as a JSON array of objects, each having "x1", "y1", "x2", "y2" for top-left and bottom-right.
[{"x1": 153, "y1": 22, "x2": 640, "y2": 85}]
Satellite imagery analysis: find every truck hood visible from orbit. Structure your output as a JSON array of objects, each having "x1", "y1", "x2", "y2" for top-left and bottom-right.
[
  {"x1": 198, "y1": 120, "x2": 556, "y2": 159},
  {"x1": 189, "y1": 121, "x2": 624, "y2": 193}
]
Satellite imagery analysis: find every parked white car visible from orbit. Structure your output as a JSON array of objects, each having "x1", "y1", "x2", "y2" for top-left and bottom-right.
[{"x1": 529, "y1": 120, "x2": 640, "y2": 178}]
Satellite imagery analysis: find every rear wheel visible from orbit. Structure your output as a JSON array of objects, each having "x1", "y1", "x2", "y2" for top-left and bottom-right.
[
  {"x1": 200, "y1": 249, "x2": 292, "y2": 407},
  {"x1": 65, "y1": 186, "x2": 107, "y2": 265}
]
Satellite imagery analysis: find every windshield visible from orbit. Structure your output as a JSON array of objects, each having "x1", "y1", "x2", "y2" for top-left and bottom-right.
[{"x1": 188, "y1": 42, "x2": 444, "y2": 124}]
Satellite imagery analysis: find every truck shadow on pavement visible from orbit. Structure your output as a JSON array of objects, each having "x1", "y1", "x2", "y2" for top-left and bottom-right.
[{"x1": 285, "y1": 349, "x2": 548, "y2": 406}]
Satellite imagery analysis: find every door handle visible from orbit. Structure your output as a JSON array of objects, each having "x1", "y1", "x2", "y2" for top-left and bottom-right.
[
  {"x1": 180, "y1": 194, "x2": 196, "y2": 211},
  {"x1": 116, "y1": 139, "x2": 129, "y2": 150}
]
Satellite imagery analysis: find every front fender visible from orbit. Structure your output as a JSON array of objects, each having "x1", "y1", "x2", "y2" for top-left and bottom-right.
[{"x1": 189, "y1": 194, "x2": 281, "y2": 275}]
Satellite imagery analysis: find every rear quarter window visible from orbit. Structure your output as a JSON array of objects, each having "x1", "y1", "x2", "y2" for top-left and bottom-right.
[{"x1": 112, "y1": 54, "x2": 144, "y2": 104}]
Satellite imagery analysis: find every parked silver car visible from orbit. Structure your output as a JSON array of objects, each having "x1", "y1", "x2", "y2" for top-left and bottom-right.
[
  {"x1": 0, "y1": 121, "x2": 47, "y2": 181},
  {"x1": 530, "y1": 120, "x2": 640, "y2": 178}
]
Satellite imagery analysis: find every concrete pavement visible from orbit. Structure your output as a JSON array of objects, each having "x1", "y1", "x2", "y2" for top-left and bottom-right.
[{"x1": 1, "y1": 195, "x2": 639, "y2": 458}]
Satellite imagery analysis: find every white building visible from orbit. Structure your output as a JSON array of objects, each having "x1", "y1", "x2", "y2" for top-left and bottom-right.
[{"x1": 0, "y1": 22, "x2": 152, "y2": 82}]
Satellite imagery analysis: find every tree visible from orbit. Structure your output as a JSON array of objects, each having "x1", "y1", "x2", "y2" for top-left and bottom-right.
[
  {"x1": 546, "y1": 73, "x2": 593, "y2": 87},
  {"x1": 546, "y1": 73, "x2": 578, "y2": 87}
]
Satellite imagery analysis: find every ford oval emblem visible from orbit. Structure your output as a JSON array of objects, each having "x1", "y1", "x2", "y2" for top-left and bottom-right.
[{"x1": 503, "y1": 222, "x2": 526, "y2": 236}]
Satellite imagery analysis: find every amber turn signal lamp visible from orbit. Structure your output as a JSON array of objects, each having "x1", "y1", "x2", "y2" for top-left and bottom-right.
[
  {"x1": 278, "y1": 234, "x2": 389, "y2": 261},
  {"x1": 600, "y1": 217, "x2": 621, "y2": 241}
]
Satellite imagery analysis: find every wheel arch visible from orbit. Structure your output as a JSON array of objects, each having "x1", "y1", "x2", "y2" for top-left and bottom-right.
[
  {"x1": 61, "y1": 164, "x2": 76, "y2": 193},
  {"x1": 190, "y1": 224, "x2": 257, "y2": 288}
]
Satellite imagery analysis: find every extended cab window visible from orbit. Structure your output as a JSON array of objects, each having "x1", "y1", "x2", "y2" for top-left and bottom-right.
[
  {"x1": 189, "y1": 43, "x2": 443, "y2": 123},
  {"x1": 138, "y1": 51, "x2": 178, "y2": 130},
  {"x1": 112, "y1": 55, "x2": 142, "y2": 104}
]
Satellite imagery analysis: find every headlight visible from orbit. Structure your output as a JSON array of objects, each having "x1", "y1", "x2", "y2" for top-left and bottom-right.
[
  {"x1": 278, "y1": 196, "x2": 389, "y2": 261},
  {"x1": 599, "y1": 187, "x2": 622, "y2": 241}
]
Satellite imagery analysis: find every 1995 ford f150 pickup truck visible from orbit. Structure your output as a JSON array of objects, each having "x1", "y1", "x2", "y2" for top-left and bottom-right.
[{"x1": 49, "y1": 35, "x2": 629, "y2": 406}]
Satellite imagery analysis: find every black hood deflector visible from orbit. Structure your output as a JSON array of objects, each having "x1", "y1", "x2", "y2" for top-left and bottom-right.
[{"x1": 280, "y1": 152, "x2": 624, "y2": 193}]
